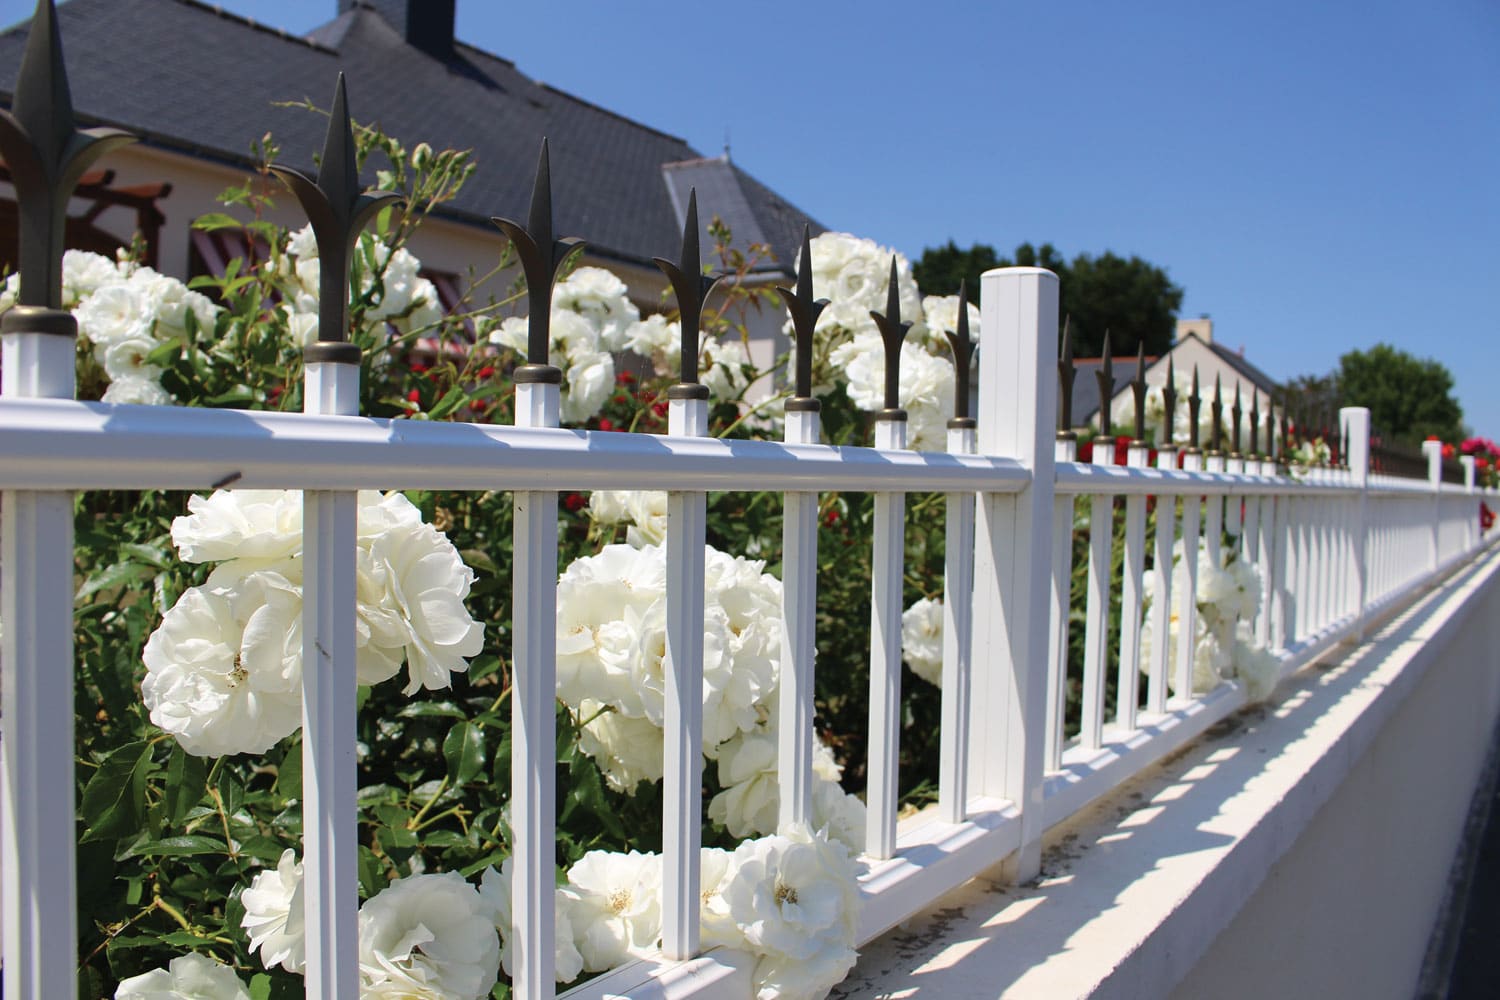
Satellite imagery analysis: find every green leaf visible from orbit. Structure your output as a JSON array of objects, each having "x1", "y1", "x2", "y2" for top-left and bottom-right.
[
  {"x1": 119, "y1": 541, "x2": 169, "y2": 569},
  {"x1": 277, "y1": 746, "x2": 302, "y2": 800},
  {"x1": 443, "y1": 721, "x2": 486, "y2": 785},
  {"x1": 193, "y1": 212, "x2": 245, "y2": 231},
  {"x1": 80, "y1": 741, "x2": 153, "y2": 843},
  {"x1": 426, "y1": 386, "x2": 468, "y2": 421},
  {"x1": 75, "y1": 560, "x2": 153, "y2": 602},
  {"x1": 357, "y1": 846, "x2": 385, "y2": 899},
  {"x1": 123, "y1": 834, "x2": 227, "y2": 857},
  {"x1": 164, "y1": 745, "x2": 207, "y2": 825},
  {"x1": 397, "y1": 701, "x2": 467, "y2": 720}
]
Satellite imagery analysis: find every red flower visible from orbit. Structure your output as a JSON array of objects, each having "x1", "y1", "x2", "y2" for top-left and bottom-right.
[
  {"x1": 823, "y1": 507, "x2": 841, "y2": 527},
  {"x1": 1443, "y1": 443, "x2": 1456, "y2": 460},
  {"x1": 1426, "y1": 435, "x2": 1440, "y2": 442},
  {"x1": 411, "y1": 363, "x2": 429, "y2": 375},
  {"x1": 469, "y1": 400, "x2": 487, "y2": 413},
  {"x1": 616, "y1": 372, "x2": 636, "y2": 385},
  {"x1": 564, "y1": 492, "x2": 587, "y2": 512},
  {"x1": 1482, "y1": 502, "x2": 1495, "y2": 532},
  {"x1": 267, "y1": 384, "x2": 283, "y2": 400},
  {"x1": 652, "y1": 400, "x2": 669, "y2": 417},
  {"x1": 598, "y1": 418, "x2": 615, "y2": 432},
  {"x1": 476, "y1": 365, "x2": 495, "y2": 379},
  {"x1": 406, "y1": 389, "x2": 421, "y2": 403}
]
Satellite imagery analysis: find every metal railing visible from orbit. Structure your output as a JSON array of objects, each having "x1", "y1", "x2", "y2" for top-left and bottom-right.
[{"x1": 1, "y1": 6, "x2": 1496, "y2": 998}]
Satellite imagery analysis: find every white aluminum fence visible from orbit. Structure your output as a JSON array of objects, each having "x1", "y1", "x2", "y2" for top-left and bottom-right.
[{"x1": 1, "y1": 267, "x2": 1495, "y2": 999}]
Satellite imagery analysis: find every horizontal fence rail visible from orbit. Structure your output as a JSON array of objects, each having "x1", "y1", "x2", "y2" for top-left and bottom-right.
[{"x1": 3, "y1": 260, "x2": 1497, "y2": 1000}]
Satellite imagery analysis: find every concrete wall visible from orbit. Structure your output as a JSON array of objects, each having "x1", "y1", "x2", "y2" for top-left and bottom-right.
[{"x1": 1169, "y1": 559, "x2": 1500, "y2": 1000}]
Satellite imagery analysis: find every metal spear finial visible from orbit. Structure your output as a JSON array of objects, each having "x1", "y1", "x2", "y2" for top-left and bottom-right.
[
  {"x1": 268, "y1": 74, "x2": 402, "y2": 364},
  {"x1": 1187, "y1": 365, "x2": 1202, "y2": 452},
  {"x1": 1058, "y1": 315, "x2": 1076, "y2": 437},
  {"x1": 1209, "y1": 374, "x2": 1224, "y2": 455},
  {"x1": 1250, "y1": 389, "x2": 1261, "y2": 457},
  {"x1": 1162, "y1": 355, "x2": 1178, "y2": 446},
  {"x1": 492, "y1": 138, "x2": 586, "y2": 383},
  {"x1": 1131, "y1": 342, "x2": 1148, "y2": 444},
  {"x1": 776, "y1": 223, "x2": 828, "y2": 409},
  {"x1": 942, "y1": 280, "x2": 977, "y2": 426},
  {"x1": 0, "y1": 0, "x2": 135, "y2": 310},
  {"x1": 1231, "y1": 383, "x2": 1243, "y2": 457},
  {"x1": 869, "y1": 256, "x2": 913, "y2": 415},
  {"x1": 653, "y1": 188, "x2": 722, "y2": 398},
  {"x1": 1280, "y1": 408, "x2": 1291, "y2": 462},
  {"x1": 1095, "y1": 331, "x2": 1114, "y2": 438}
]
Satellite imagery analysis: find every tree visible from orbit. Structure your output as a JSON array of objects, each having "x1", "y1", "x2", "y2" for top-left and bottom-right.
[
  {"x1": 914, "y1": 241, "x2": 1182, "y2": 356},
  {"x1": 1337, "y1": 343, "x2": 1464, "y2": 445},
  {"x1": 910, "y1": 239, "x2": 1000, "y2": 300}
]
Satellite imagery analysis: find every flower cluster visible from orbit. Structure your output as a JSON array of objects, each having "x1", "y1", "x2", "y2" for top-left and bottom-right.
[
  {"x1": 785, "y1": 232, "x2": 982, "y2": 451},
  {"x1": 226, "y1": 822, "x2": 860, "y2": 999},
  {"x1": 1112, "y1": 372, "x2": 1279, "y2": 453},
  {"x1": 0, "y1": 249, "x2": 219, "y2": 405},
  {"x1": 570, "y1": 498, "x2": 867, "y2": 851},
  {"x1": 489, "y1": 266, "x2": 639, "y2": 423},
  {"x1": 141, "y1": 489, "x2": 484, "y2": 756},
  {"x1": 1288, "y1": 436, "x2": 1332, "y2": 467},
  {"x1": 275, "y1": 224, "x2": 442, "y2": 348},
  {"x1": 1140, "y1": 538, "x2": 1280, "y2": 701}
]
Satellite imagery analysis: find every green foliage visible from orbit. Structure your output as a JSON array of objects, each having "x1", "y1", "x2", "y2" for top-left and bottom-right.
[
  {"x1": 914, "y1": 240, "x2": 1184, "y2": 357},
  {"x1": 1337, "y1": 343, "x2": 1464, "y2": 444}
]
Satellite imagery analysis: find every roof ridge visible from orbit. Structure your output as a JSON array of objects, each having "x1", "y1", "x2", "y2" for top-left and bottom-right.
[{"x1": 534, "y1": 80, "x2": 689, "y2": 147}]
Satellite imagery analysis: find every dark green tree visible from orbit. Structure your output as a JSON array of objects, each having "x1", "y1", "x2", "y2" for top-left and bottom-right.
[
  {"x1": 911, "y1": 239, "x2": 1001, "y2": 299},
  {"x1": 914, "y1": 241, "x2": 1182, "y2": 357},
  {"x1": 1337, "y1": 343, "x2": 1464, "y2": 444}
]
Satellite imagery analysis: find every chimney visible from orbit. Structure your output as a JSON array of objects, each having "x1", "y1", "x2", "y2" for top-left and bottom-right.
[
  {"x1": 1175, "y1": 315, "x2": 1213, "y2": 344},
  {"x1": 340, "y1": 0, "x2": 456, "y2": 61}
]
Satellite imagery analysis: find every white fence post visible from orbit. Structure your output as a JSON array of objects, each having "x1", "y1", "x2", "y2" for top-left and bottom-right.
[
  {"x1": 1424, "y1": 439, "x2": 1443, "y2": 574},
  {"x1": 1044, "y1": 435, "x2": 1076, "y2": 771},
  {"x1": 971, "y1": 267, "x2": 1057, "y2": 881},
  {"x1": 301, "y1": 357, "x2": 361, "y2": 1000},
  {"x1": 662, "y1": 388, "x2": 708, "y2": 958},
  {"x1": 1117, "y1": 442, "x2": 1150, "y2": 732},
  {"x1": 1081, "y1": 438, "x2": 1116, "y2": 750},
  {"x1": 939, "y1": 417, "x2": 977, "y2": 824},
  {"x1": 512, "y1": 378, "x2": 560, "y2": 996},
  {"x1": 1175, "y1": 447, "x2": 1203, "y2": 702},
  {"x1": 779, "y1": 403, "x2": 820, "y2": 833},
  {"x1": 1342, "y1": 408, "x2": 1370, "y2": 640},
  {"x1": 1, "y1": 306, "x2": 79, "y2": 1000},
  {"x1": 1147, "y1": 444, "x2": 1178, "y2": 715},
  {"x1": 867, "y1": 413, "x2": 907, "y2": 860}
]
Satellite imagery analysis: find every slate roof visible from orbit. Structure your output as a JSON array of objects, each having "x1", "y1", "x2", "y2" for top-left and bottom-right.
[
  {"x1": 0, "y1": 0, "x2": 822, "y2": 272},
  {"x1": 1197, "y1": 334, "x2": 1280, "y2": 398}
]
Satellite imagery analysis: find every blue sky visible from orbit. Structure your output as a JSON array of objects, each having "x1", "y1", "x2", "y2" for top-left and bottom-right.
[{"x1": 215, "y1": 1, "x2": 1499, "y2": 435}]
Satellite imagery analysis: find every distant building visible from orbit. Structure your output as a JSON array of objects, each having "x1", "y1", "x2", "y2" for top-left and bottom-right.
[{"x1": 1074, "y1": 317, "x2": 1283, "y2": 446}]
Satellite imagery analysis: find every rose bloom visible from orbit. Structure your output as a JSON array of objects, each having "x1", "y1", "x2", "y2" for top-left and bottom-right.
[
  {"x1": 358, "y1": 872, "x2": 501, "y2": 1000},
  {"x1": 477, "y1": 857, "x2": 586, "y2": 985},
  {"x1": 241, "y1": 848, "x2": 305, "y2": 974},
  {"x1": 901, "y1": 596, "x2": 944, "y2": 686},
  {"x1": 113, "y1": 953, "x2": 252, "y2": 1000},
  {"x1": 566, "y1": 850, "x2": 664, "y2": 972}
]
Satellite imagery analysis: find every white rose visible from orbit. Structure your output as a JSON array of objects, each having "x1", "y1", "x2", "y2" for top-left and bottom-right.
[
  {"x1": 114, "y1": 952, "x2": 252, "y2": 1000},
  {"x1": 586, "y1": 490, "x2": 633, "y2": 525},
  {"x1": 552, "y1": 266, "x2": 639, "y2": 352},
  {"x1": 356, "y1": 519, "x2": 483, "y2": 694},
  {"x1": 901, "y1": 597, "x2": 944, "y2": 686},
  {"x1": 920, "y1": 293, "x2": 982, "y2": 349},
  {"x1": 141, "y1": 571, "x2": 303, "y2": 757},
  {"x1": 477, "y1": 857, "x2": 586, "y2": 985},
  {"x1": 62, "y1": 249, "x2": 124, "y2": 306},
  {"x1": 358, "y1": 872, "x2": 501, "y2": 1000},
  {"x1": 241, "y1": 848, "x2": 305, "y2": 974},
  {"x1": 575, "y1": 698, "x2": 665, "y2": 793},
  {"x1": 566, "y1": 850, "x2": 663, "y2": 972},
  {"x1": 556, "y1": 544, "x2": 666, "y2": 711},
  {"x1": 76, "y1": 281, "x2": 150, "y2": 345},
  {"x1": 102, "y1": 374, "x2": 174, "y2": 406},
  {"x1": 702, "y1": 336, "x2": 752, "y2": 402},
  {"x1": 623, "y1": 313, "x2": 678, "y2": 374},
  {"x1": 622, "y1": 490, "x2": 669, "y2": 547},
  {"x1": 562, "y1": 348, "x2": 614, "y2": 424},
  {"x1": 100, "y1": 333, "x2": 164, "y2": 382},
  {"x1": 715, "y1": 825, "x2": 860, "y2": 998},
  {"x1": 171, "y1": 490, "x2": 303, "y2": 565}
]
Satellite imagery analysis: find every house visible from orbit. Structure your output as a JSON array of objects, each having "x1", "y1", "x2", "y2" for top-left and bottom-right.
[
  {"x1": 1075, "y1": 317, "x2": 1285, "y2": 449},
  {"x1": 0, "y1": 0, "x2": 823, "y2": 369}
]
